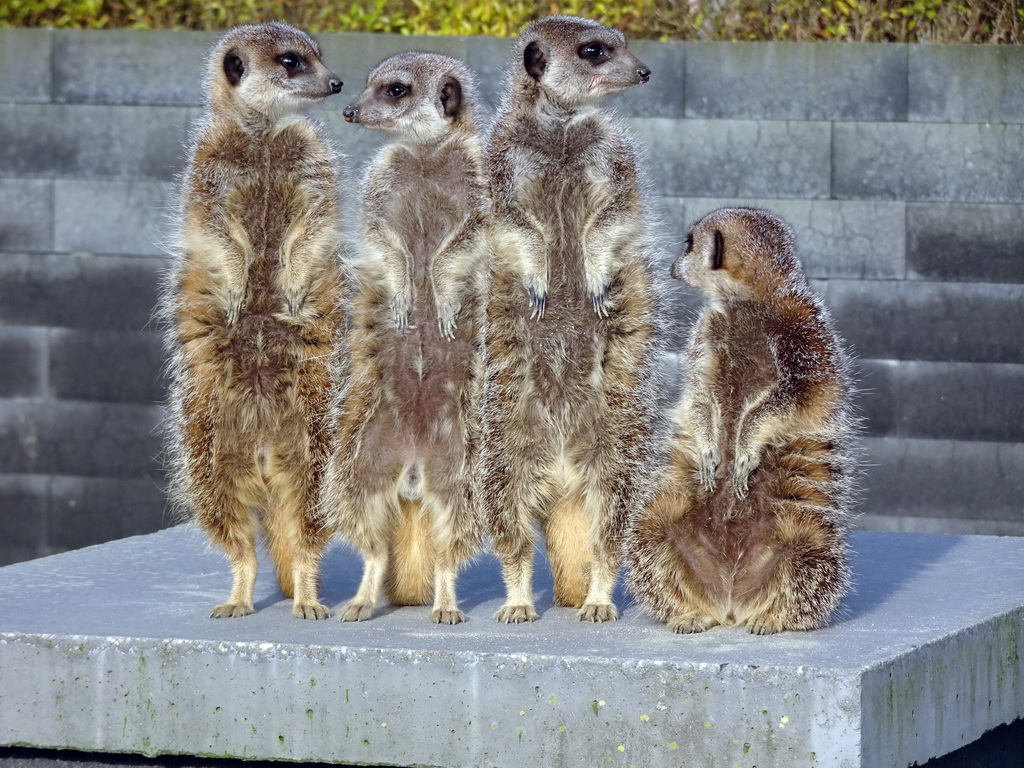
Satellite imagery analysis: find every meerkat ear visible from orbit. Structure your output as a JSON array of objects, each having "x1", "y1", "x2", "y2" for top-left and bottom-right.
[
  {"x1": 524, "y1": 41, "x2": 547, "y2": 80},
  {"x1": 440, "y1": 76, "x2": 462, "y2": 119},
  {"x1": 711, "y1": 230, "x2": 725, "y2": 270},
  {"x1": 223, "y1": 50, "x2": 245, "y2": 87}
]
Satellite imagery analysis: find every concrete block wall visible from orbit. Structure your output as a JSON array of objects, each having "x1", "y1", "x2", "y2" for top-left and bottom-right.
[{"x1": 1, "y1": 30, "x2": 1022, "y2": 565}]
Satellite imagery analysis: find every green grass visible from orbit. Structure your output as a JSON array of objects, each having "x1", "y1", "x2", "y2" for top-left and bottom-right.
[{"x1": 2, "y1": 0, "x2": 1021, "y2": 42}]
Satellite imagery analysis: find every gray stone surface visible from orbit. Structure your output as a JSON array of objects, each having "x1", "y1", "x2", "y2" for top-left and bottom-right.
[
  {"x1": 824, "y1": 280, "x2": 1024, "y2": 364},
  {"x1": 48, "y1": 330, "x2": 165, "y2": 404},
  {"x1": 54, "y1": 180, "x2": 175, "y2": 257},
  {"x1": 0, "y1": 400, "x2": 163, "y2": 478},
  {"x1": 907, "y1": 203, "x2": 1024, "y2": 284},
  {"x1": 856, "y1": 359, "x2": 1024, "y2": 443},
  {"x1": 53, "y1": 30, "x2": 214, "y2": 106},
  {"x1": 0, "y1": 475, "x2": 50, "y2": 565},
  {"x1": 48, "y1": 476, "x2": 169, "y2": 551},
  {"x1": 858, "y1": 436, "x2": 1024, "y2": 526},
  {"x1": 0, "y1": 254, "x2": 164, "y2": 332},
  {"x1": 672, "y1": 198, "x2": 906, "y2": 280},
  {"x1": 0, "y1": 326, "x2": 46, "y2": 398},
  {"x1": 0, "y1": 105, "x2": 194, "y2": 181},
  {"x1": 616, "y1": 39, "x2": 687, "y2": 118},
  {"x1": 0, "y1": 29, "x2": 52, "y2": 103},
  {"x1": 0, "y1": 179, "x2": 54, "y2": 252},
  {"x1": 909, "y1": 45, "x2": 1024, "y2": 124},
  {"x1": 0, "y1": 528, "x2": 1021, "y2": 768},
  {"x1": 634, "y1": 118, "x2": 832, "y2": 198},
  {"x1": 833, "y1": 122, "x2": 1024, "y2": 204},
  {"x1": 686, "y1": 42, "x2": 907, "y2": 121}
]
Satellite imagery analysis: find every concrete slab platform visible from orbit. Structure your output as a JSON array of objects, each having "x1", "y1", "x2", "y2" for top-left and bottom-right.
[{"x1": 0, "y1": 527, "x2": 1021, "y2": 768}]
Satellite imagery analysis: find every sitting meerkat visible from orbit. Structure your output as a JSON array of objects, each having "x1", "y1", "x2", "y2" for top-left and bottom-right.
[
  {"x1": 323, "y1": 52, "x2": 490, "y2": 624},
  {"x1": 625, "y1": 207, "x2": 859, "y2": 635},
  {"x1": 481, "y1": 16, "x2": 664, "y2": 623},
  {"x1": 162, "y1": 22, "x2": 345, "y2": 619}
]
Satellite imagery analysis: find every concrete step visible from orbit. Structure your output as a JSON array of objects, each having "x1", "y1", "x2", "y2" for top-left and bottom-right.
[{"x1": 0, "y1": 527, "x2": 1020, "y2": 768}]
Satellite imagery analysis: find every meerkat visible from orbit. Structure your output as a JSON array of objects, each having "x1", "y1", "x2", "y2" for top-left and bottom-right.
[
  {"x1": 481, "y1": 16, "x2": 664, "y2": 623},
  {"x1": 322, "y1": 52, "x2": 489, "y2": 624},
  {"x1": 161, "y1": 22, "x2": 345, "y2": 619},
  {"x1": 624, "y1": 207, "x2": 858, "y2": 634}
]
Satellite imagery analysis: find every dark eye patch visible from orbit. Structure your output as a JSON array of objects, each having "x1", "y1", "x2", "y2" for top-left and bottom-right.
[{"x1": 385, "y1": 82, "x2": 409, "y2": 99}]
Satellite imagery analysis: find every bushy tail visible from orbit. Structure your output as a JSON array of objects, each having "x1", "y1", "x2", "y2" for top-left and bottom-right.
[{"x1": 384, "y1": 498, "x2": 436, "y2": 606}]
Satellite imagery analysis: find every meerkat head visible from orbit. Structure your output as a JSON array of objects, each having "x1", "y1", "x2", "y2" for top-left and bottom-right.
[
  {"x1": 673, "y1": 207, "x2": 802, "y2": 302},
  {"x1": 207, "y1": 22, "x2": 342, "y2": 122},
  {"x1": 342, "y1": 52, "x2": 477, "y2": 143},
  {"x1": 512, "y1": 15, "x2": 650, "y2": 110}
]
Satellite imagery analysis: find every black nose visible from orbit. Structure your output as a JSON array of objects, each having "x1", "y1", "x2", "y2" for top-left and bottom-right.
[
  {"x1": 329, "y1": 78, "x2": 343, "y2": 94},
  {"x1": 637, "y1": 66, "x2": 651, "y2": 84},
  {"x1": 342, "y1": 105, "x2": 358, "y2": 123}
]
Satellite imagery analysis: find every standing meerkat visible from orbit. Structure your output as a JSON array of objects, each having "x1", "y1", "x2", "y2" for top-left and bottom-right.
[
  {"x1": 323, "y1": 52, "x2": 489, "y2": 624},
  {"x1": 625, "y1": 207, "x2": 858, "y2": 634},
  {"x1": 481, "y1": 16, "x2": 663, "y2": 623},
  {"x1": 161, "y1": 22, "x2": 345, "y2": 619}
]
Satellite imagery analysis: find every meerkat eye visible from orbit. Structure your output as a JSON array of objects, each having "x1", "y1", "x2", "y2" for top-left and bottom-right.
[
  {"x1": 578, "y1": 41, "x2": 610, "y2": 63},
  {"x1": 386, "y1": 83, "x2": 409, "y2": 99},
  {"x1": 277, "y1": 53, "x2": 302, "y2": 71}
]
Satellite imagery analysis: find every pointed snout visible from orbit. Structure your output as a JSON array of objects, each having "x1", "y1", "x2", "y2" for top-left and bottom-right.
[
  {"x1": 329, "y1": 77, "x2": 343, "y2": 94},
  {"x1": 342, "y1": 103, "x2": 359, "y2": 123},
  {"x1": 637, "y1": 65, "x2": 651, "y2": 84}
]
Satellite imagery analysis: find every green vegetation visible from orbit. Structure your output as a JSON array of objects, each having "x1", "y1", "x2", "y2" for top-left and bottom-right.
[{"x1": 1, "y1": 0, "x2": 1020, "y2": 42}]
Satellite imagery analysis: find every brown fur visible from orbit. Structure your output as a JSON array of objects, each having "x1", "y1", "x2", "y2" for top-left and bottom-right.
[
  {"x1": 624, "y1": 207, "x2": 858, "y2": 634},
  {"x1": 161, "y1": 22, "x2": 345, "y2": 619},
  {"x1": 322, "y1": 53, "x2": 488, "y2": 624},
  {"x1": 481, "y1": 16, "x2": 664, "y2": 623}
]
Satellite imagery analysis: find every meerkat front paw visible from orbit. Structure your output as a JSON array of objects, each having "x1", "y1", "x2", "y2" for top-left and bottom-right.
[
  {"x1": 495, "y1": 603, "x2": 538, "y2": 624},
  {"x1": 339, "y1": 600, "x2": 377, "y2": 622},
  {"x1": 668, "y1": 614, "x2": 716, "y2": 634},
  {"x1": 210, "y1": 601, "x2": 254, "y2": 618},
  {"x1": 284, "y1": 286, "x2": 308, "y2": 318},
  {"x1": 225, "y1": 290, "x2": 243, "y2": 325},
  {"x1": 585, "y1": 270, "x2": 611, "y2": 318},
  {"x1": 696, "y1": 443, "x2": 720, "y2": 490},
  {"x1": 431, "y1": 607, "x2": 467, "y2": 625},
  {"x1": 391, "y1": 290, "x2": 412, "y2": 332},
  {"x1": 436, "y1": 299, "x2": 461, "y2": 341},
  {"x1": 293, "y1": 601, "x2": 331, "y2": 620},
  {"x1": 734, "y1": 451, "x2": 760, "y2": 499},
  {"x1": 524, "y1": 275, "x2": 548, "y2": 320},
  {"x1": 578, "y1": 602, "x2": 618, "y2": 623}
]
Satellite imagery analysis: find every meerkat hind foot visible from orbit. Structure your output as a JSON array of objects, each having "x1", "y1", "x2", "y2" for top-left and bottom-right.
[
  {"x1": 339, "y1": 600, "x2": 377, "y2": 622},
  {"x1": 431, "y1": 608, "x2": 467, "y2": 625},
  {"x1": 293, "y1": 601, "x2": 331, "y2": 620},
  {"x1": 210, "y1": 601, "x2": 254, "y2": 619},
  {"x1": 578, "y1": 602, "x2": 618, "y2": 623},
  {"x1": 668, "y1": 615, "x2": 717, "y2": 634},
  {"x1": 748, "y1": 616, "x2": 786, "y2": 635},
  {"x1": 495, "y1": 603, "x2": 538, "y2": 624}
]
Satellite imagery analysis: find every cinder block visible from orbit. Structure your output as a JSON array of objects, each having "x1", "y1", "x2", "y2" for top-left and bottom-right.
[
  {"x1": 320, "y1": 32, "x2": 471, "y2": 93},
  {"x1": 833, "y1": 122, "x2": 1024, "y2": 204},
  {"x1": 48, "y1": 330, "x2": 165, "y2": 405},
  {"x1": 0, "y1": 179, "x2": 53, "y2": 252},
  {"x1": 632, "y1": 118, "x2": 832, "y2": 198},
  {"x1": 854, "y1": 359, "x2": 899, "y2": 439},
  {"x1": 0, "y1": 327, "x2": 47, "y2": 399},
  {"x1": 0, "y1": 105, "x2": 192, "y2": 181},
  {"x1": 671, "y1": 197, "x2": 906, "y2": 280},
  {"x1": 0, "y1": 475, "x2": 49, "y2": 567},
  {"x1": 53, "y1": 30, "x2": 213, "y2": 106},
  {"x1": 54, "y1": 180, "x2": 174, "y2": 257},
  {"x1": 686, "y1": 42, "x2": 907, "y2": 121},
  {"x1": 910, "y1": 44, "x2": 1024, "y2": 124},
  {"x1": 859, "y1": 436, "x2": 1024, "y2": 524},
  {"x1": 0, "y1": 400, "x2": 163, "y2": 479},
  {"x1": 0, "y1": 254, "x2": 164, "y2": 332},
  {"x1": 49, "y1": 476, "x2": 169, "y2": 551},
  {"x1": 0, "y1": 29, "x2": 52, "y2": 103},
  {"x1": 465, "y1": 35, "x2": 511, "y2": 113},
  {"x1": 825, "y1": 279, "x2": 1024, "y2": 364},
  {"x1": 907, "y1": 203, "x2": 1024, "y2": 284}
]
